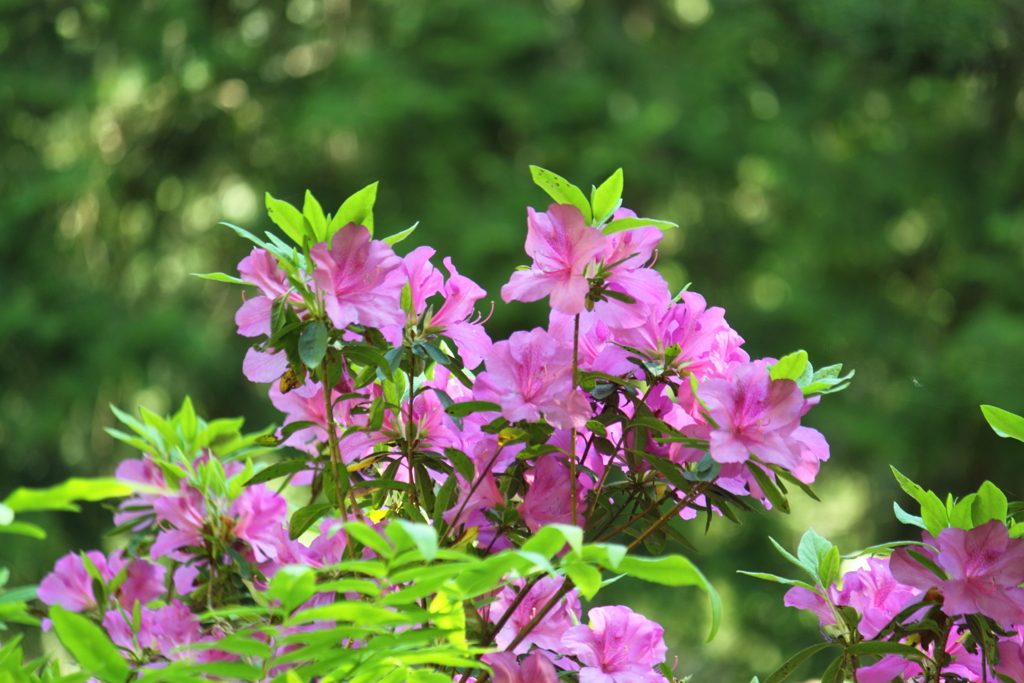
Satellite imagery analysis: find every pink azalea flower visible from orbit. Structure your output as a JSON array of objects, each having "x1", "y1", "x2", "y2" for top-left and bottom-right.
[
  {"x1": 561, "y1": 605, "x2": 668, "y2": 683},
  {"x1": 39, "y1": 551, "x2": 113, "y2": 612},
  {"x1": 589, "y1": 216, "x2": 670, "y2": 329},
  {"x1": 601, "y1": 292, "x2": 747, "y2": 381},
  {"x1": 397, "y1": 248, "x2": 493, "y2": 368},
  {"x1": 697, "y1": 362, "x2": 805, "y2": 470},
  {"x1": 783, "y1": 585, "x2": 838, "y2": 628},
  {"x1": 151, "y1": 486, "x2": 208, "y2": 561},
  {"x1": 490, "y1": 577, "x2": 581, "y2": 654},
  {"x1": 234, "y1": 248, "x2": 297, "y2": 338},
  {"x1": 242, "y1": 347, "x2": 289, "y2": 383},
  {"x1": 112, "y1": 457, "x2": 169, "y2": 531},
  {"x1": 996, "y1": 630, "x2": 1024, "y2": 683},
  {"x1": 39, "y1": 551, "x2": 166, "y2": 612},
  {"x1": 891, "y1": 519, "x2": 1024, "y2": 626},
  {"x1": 482, "y1": 652, "x2": 560, "y2": 683},
  {"x1": 519, "y1": 454, "x2": 585, "y2": 532},
  {"x1": 230, "y1": 485, "x2": 289, "y2": 563},
  {"x1": 835, "y1": 557, "x2": 921, "y2": 638},
  {"x1": 473, "y1": 327, "x2": 591, "y2": 430},
  {"x1": 310, "y1": 223, "x2": 405, "y2": 339},
  {"x1": 501, "y1": 205, "x2": 607, "y2": 315}
]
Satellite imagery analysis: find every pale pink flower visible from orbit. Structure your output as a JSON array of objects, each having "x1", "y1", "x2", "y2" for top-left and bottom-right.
[
  {"x1": 996, "y1": 630, "x2": 1024, "y2": 683},
  {"x1": 310, "y1": 223, "x2": 404, "y2": 338},
  {"x1": 519, "y1": 454, "x2": 585, "y2": 532},
  {"x1": 561, "y1": 605, "x2": 668, "y2": 683},
  {"x1": 589, "y1": 214, "x2": 670, "y2": 329},
  {"x1": 473, "y1": 327, "x2": 591, "y2": 430},
  {"x1": 490, "y1": 577, "x2": 581, "y2": 654},
  {"x1": 891, "y1": 519, "x2": 1024, "y2": 626},
  {"x1": 783, "y1": 585, "x2": 838, "y2": 628},
  {"x1": 697, "y1": 362, "x2": 805, "y2": 470},
  {"x1": 151, "y1": 485, "x2": 207, "y2": 561},
  {"x1": 112, "y1": 457, "x2": 169, "y2": 531},
  {"x1": 501, "y1": 205, "x2": 607, "y2": 315}
]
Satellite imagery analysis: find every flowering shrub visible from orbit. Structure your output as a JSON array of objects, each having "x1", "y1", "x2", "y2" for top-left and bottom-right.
[
  {"x1": 748, "y1": 405, "x2": 1024, "y2": 683},
  {"x1": 0, "y1": 167, "x2": 855, "y2": 682}
]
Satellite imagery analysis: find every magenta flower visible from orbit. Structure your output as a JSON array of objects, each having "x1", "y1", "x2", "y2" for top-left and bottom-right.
[
  {"x1": 561, "y1": 605, "x2": 668, "y2": 683},
  {"x1": 835, "y1": 557, "x2": 920, "y2": 638},
  {"x1": 482, "y1": 652, "x2": 560, "y2": 683},
  {"x1": 501, "y1": 205, "x2": 607, "y2": 315},
  {"x1": 603, "y1": 292, "x2": 747, "y2": 381},
  {"x1": 234, "y1": 248, "x2": 295, "y2": 338},
  {"x1": 519, "y1": 454, "x2": 585, "y2": 532},
  {"x1": 490, "y1": 576, "x2": 581, "y2": 654},
  {"x1": 997, "y1": 631, "x2": 1024, "y2": 683},
  {"x1": 891, "y1": 519, "x2": 1024, "y2": 626},
  {"x1": 39, "y1": 551, "x2": 165, "y2": 612},
  {"x1": 697, "y1": 362, "x2": 805, "y2": 470},
  {"x1": 395, "y1": 248, "x2": 492, "y2": 368},
  {"x1": 473, "y1": 327, "x2": 591, "y2": 430},
  {"x1": 151, "y1": 486, "x2": 208, "y2": 561},
  {"x1": 230, "y1": 484, "x2": 289, "y2": 563},
  {"x1": 310, "y1": 223, "x2": 405, "y2": 338},
  {"x1": 589, "y1": 217, "x2": 670, "y2": 329},
  {"x1": 783, "y1": 585, "x2": 837, "y2": 628}
]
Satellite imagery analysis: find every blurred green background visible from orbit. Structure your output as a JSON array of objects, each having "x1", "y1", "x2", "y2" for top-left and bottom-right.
[{"x1": 4, "y1": 0, "x2": 1024, "y2": 679}]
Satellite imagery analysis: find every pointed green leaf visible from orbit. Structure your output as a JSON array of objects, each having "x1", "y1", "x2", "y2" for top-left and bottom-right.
[
  {"x1": 591, "y1": 168, "x2": 623, "y2": 226},
  {"x1": 298, "y1": 322, "x2": 329, "y2": 369},
  {"x1": 265, "y1": 193, "x2": 307, "y2": 244},
  {"x1": 303, "y1": 190, "x2": 327, "y2": 241},
  {"x1": 762, "y1": 642, "x2": 836, "y2": 683},
  {"x1": 329, "y1": 182, "x2": 378, "y2": 238},
  {"x1": 529, "y1": 166, "x2": 592, "y2": 224},
  {"x1": 618, "y1": 554, "x2": 720, "y2": 641},
  {"x1": 383, "y1": 222, "x2": 418, "y2": 246},
  {"x1": 770, "y1": 351, "x2": 808, "y2": 381},
  {"x1": 973, "y1": 480, "x2": 1008, "y2": 526},
  {"x1": 981, "y1": 405, "x2": 1024, "y2": 442},
  {"x1": 49, "y1": 605, "x2": 130, "y2": 683},
  {"x1": 602, "y1": 216, "x2": 678, "y2": 234}
]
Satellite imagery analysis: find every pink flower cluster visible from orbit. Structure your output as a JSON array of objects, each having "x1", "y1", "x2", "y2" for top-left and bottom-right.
[
  {"x1": 783, "y1": 520, "x2": 1024, "y2": 683},
  {"x1": 38, "y1": 185, "x2": 846, "y2": 682}
]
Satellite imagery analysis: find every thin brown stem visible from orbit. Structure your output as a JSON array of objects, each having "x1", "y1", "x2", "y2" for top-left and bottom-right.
[
  {"x1": 480, "y1": 575, "x2": 543, "y2": 645},
  {"x1": 570, "y1": 313, "x2": 580, "y2": 527},
  {"x1": 322, "y1": 380, "x2": 349, "y2": 524},
  {"x1": 594, "y1": 490, "x2": 672, "y2": 543},
  {"x1": 503, "y1": 577, "x2": 575, "y2": 653},
  {"x1": 626, "y1": 482, "x2": 709, "y2": 552},
  {"x1": 438, "y1": 445, "x2": 505, "y2": 546}
]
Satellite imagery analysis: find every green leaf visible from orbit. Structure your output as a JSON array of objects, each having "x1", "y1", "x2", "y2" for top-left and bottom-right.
[
  {"x1": 0, "y1": 521, "x2": 46, "y2": 539},
  {"x1": 289, "y1": 504, "x2": 334, "y2": 540},
  {"x1": 819, "y1": 654, "x2": 845, "y2": 683},
  {"x1": 298, "y1": 322, "x2": 329, "y2": 369},
  {"x1": 529, "y1": 166, "x2": 592, "y2": 223},
  {"x1": 383, "y1": 222, "x2": 418, "y2": 246},
  {"x1": 5, "y1": 478, "x2": 133, "y2": 513},
  {"x1": 390, "y1": 520, "x2": 439, "y2": 562},
  {"x1": 245, "y1": 459, "x2": 309, "y2": 486},
  {"x1": 565, "y1": 562, "x2": 602, "y2": 599},
  {"x1": 265, "y1": 193, "x2": 307, "y2": 244},
  {"x1": 193, "y1": 272, "x2": 246, "y2": 284},
  {"x1": 521, "y1": 525, "x2": 573, "y2": 559},
  {"x1": 303, "y1": 190, "x2": 327, "y2": 241},
  {"x1": 444, "y1": 401, "x2": 500, "y2": 418},
  {"x1": 949, "y1": 493, "x2": 976, "y2": 529},
  {"x1": 890, "y1": 466, "x2": 948, "y2": 536},
  {"x1": 844, "y1": 641, "x2": 925, "y2": 658},
  {"x1": 329, "y1": 182, "x2": 378, "y2": 238},
  {"x1": 796, "y1": 528, "x2": 833, "y2": 578},
  {"x1": 269, "y1": 565, "x2": 316, "y2": 612},
  {"x1": 49, "y1": 605, "x2": 130, "y2": 683},
  {"x1": 770, "y1": 351, "x2": 808, "y2": 381},
  {"x1": 762, "y1": 642, "x2": 836, "y2": 683},
  {"x1": 591, "y1": 168, "x2": 623, "y2": 225},
  {"x1": 768, "y1": 537, "x2": 817, "y2": 579},
  {"x1": 602, "y1": 216, "x2": 679, "y2": 234},
  {"x1": 893, "y1": 502, "x2": 927, "y2": 530},
  {"x1": 801, "y1": 364, "x2": 855, "y2": 396},
  {"x1": 617, "y1": 554, "x2": 721, "y2": 641},
  {"x1": 746, "y1": 463, "x2": 790, "y2": 513},
  {"x1": 344, "y1": 522, "x2": 395, "y2": 558},
  {"x1": 981, "y1": 405, "x2": 1024, "y2": 442},
  {"x1": 818, "y1": 546, "x2": 841, "y2": 587},
  {"x1": 444, "y1": 447, "x2": 475, "y2": 482},
  {"x1": 973, "y1": 480, "x2": 1008, "y2": 526},
  {"x1": 736, "y1": 571, "x2": 816, "y2": 590}
]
